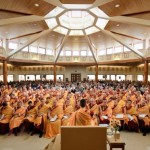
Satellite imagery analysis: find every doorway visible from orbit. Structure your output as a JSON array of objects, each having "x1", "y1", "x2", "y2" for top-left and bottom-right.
[{"x1": 71, "y1": 74, "x2": 81, "y2": 82}]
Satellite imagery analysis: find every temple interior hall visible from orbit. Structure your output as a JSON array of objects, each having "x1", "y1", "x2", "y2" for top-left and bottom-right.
[{"x1": 0, "y1": 0, "x2": 150, "y2": 150}]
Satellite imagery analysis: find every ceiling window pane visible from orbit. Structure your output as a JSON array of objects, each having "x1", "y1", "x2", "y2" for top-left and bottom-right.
[
  {"x1": 9, "y1": 42, "x2": 18, "y2": 50},
  {"x1": 29, "y1": 46, "x2": 38, "y2": 53},
  {"x1": 81, "y1": 50, "x2": 87, "y2": 56},
  {"x1": 38, "y1": 47, "x2": 45, "y2": 54},
  {"x1": 46, "y1": 49, "x2": 53, "y2": 55},
  {"x1": 73, "y1": 50, "x2": 79, "y2": 56},
  {"x1": 114, "y1": 46, "x2": 122, "y2": 53},
  {"x1": 107, "y1": 47, "x2": 113, "y2": 55},
  {"x1": 66, "y1": 50, "x2": 71, "y2": 56},
  {"x1": 124, "y1": 46, "x2": 130, "y2": 52},
  {"x1": 99, "y1": 49, "x2": 106, "y2": 55},
  {"x1": 134, "y1": 42, "x2": 143, "y2": 50}
]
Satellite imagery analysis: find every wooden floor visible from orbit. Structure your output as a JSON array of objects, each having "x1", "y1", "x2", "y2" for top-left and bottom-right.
[{"x1": 0, "y1": 131, "x2": 150, "y2": 150}]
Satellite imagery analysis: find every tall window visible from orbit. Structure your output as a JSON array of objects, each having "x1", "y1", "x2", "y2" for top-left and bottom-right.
[
  {"x1": 137, "y1": 75, "x2": 143, "y2": 81},
  {"x1": 88, "y1": 50, "x2": 92, "y2": 56},
  {"x1": 0, "y1": 75, "x2": 3, "y2": 81},
  {"x1": 26, "y1": 75, "x2": 35, "y2": 81},
  {"x1": 73, "y1": 50, "x2": 79, "y2": 56},
  {"x1": 114, "y1": 46, "x2": 122, "y2": 53},
  {"x1": 29, "y1": 46, "x2": 38, "y2": 53},
  {"x1": 126, "y1": 75, "x2": 132, "y2": 81},
  {"x1": 66, "y1": 50, "x2": 71, "y2": 56},
  {"x1": 57, "y1": 75, "x2": 63, "y2": 81},
  {"x1": 46, "y1": 75, "x2": 54, "y2": 80},
  {"x1": 116, "y1": 75, "x2": 125, "y2": 81},
  {"x1": 0, "y1": 39, "x2": 3, "y2": 46},
  {"x1": 99, "y1": 49, "x2": 106, "y2": 55},
  {"x1": 134, "y1": 42, "x2": 143, "y2": 50},
  {"x1": 124, "y1": 46, "x2": 130, "y2": 52},
  {"x1": 107, "y1": 47, "x2": 113, "y2": 55},
  {"x1": 22, "y1": 46, "x2": 28, "y2": 52},
  {"x1": 46, "y1": 49, "x2": 53, "y2": 55},
  {"x1": 9, "y1": 42, "x2": 18, "y2": 50},
  {"x1": 81, "y1": 50, "x2": 87, "y2": 56},
  {"x1": 60, "y1": 51, "x2": 64, "y2": 56},
  {"x1": 110, "y1": 75, "x2": 115, "y2": 80},
  {"x1": 38, "y1": 47, "x2": 45, "y2": 55},
  {"x1": 98, "y1": 75, "x2": 104, "y2": 80},
  {"x1": 87, "y1": 75, "x2": 95, "y2": 81},
  {"x1": 19, "y1": 75, "x2": 25, "y2": 81},
  {"x1": 8, "y1": 75, "x2": 13, "y2": 82}
]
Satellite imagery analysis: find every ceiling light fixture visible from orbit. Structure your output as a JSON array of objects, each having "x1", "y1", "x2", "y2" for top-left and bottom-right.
[
  {"x1": 116, "y1": 24, "x2": 120, "y2": 27},
  {"x1": 34, "y1": 3, "x2": 39, "y2": 7},
  {"x1": 115, "y1": 4, "x2": 120, "y2": 8}
]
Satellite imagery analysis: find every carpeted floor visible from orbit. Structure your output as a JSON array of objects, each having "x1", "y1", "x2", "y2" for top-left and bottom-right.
[{"x1": 0, "y1": 131, "x2": 150, "y2": 150}]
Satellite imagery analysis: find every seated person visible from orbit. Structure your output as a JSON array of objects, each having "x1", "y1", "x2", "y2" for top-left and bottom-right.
[
  {"x1": 0, "y1": 102, "x2": 13, "y2": 134},
  {"x1": 99, "y1": 99, "x2": 112, "y2": 125},
  {"x1": 24, "y1": 101, "x2": 37, "y2": 133},
  {"x1": 68, "y1": 99, "x2": 94, "y2": 126},
  {"x1": 9, "y1": 101, "x2": 26, "y2": 136},
  {"x1": 123, "y1": 100, "x2": 139, "y2": 132},
  {"x1": 45, "y1": 100, "x2": 63, "y2": 138},
  {"x1": 31, "y1": 98, "x2": 49, "y2": 138}
]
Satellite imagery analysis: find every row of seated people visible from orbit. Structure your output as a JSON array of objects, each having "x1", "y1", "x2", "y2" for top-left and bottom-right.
[{"x1": 0, "y1": 85, "x2": 150, "y2": 138}]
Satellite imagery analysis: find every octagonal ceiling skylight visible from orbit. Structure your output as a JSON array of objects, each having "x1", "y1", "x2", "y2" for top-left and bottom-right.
[{"x1": 59, "y1": 10, "x2": 95, "y2": 29}]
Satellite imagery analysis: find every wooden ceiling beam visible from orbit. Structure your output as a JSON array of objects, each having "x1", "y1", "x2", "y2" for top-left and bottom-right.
[
  {"x1": 7, "y1": 26, "x2": 57, "y2": 59},
  {"x1": 111, "y1": 31, "x2": 142, "y2": 41},
  {"x1": 83, "y1": 30, "x2": 98, "y2": 64},
  {"x1": 7, "y1": 30, "x2": 43, "y2": 40},
  {"x1": 55, "y1": 30, "x2": 70, "y2": 63},
  {"x1": 0, "y1": 15, "x2": 44, "y2": 27},
  {"x1": 0, "y1": 8, "x2": 32, "y2": 15},
  {"x1": 108, "y1": 16, "x2": 150, "y2": 27}
]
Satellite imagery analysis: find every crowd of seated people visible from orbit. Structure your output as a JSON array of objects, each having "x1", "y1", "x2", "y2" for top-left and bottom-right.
[{"x1": 0, "y1": 80, "x2": 149, "y2": 139}]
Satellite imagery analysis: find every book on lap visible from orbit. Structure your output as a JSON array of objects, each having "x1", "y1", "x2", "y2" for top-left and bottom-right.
[
  {"x1": 102, "y1": 115, "x2": 108, "y2": 119},
  {"x1": 50, "y1": 115, "x2": 58, "y2": 122},
  {"x1": 116, "y1": 114, "x2": 124, "y2": 119},
  {"x1": 138, "y1": 114, "x2": 147, "y2": 118}
]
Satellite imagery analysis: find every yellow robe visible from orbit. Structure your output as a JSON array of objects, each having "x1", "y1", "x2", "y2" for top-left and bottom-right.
[{"x1": 45, "y1": 106, "x2": 63, "y2": 138}]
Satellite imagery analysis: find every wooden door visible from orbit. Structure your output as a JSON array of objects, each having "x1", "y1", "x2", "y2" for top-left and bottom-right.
[{"x1": 71, "y1": 74, "x2": 81, "y2": 82}]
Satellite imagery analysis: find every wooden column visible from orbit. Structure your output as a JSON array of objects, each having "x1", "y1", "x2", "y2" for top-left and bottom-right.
[
  {"x1": 144, "y1": 60, "x2": 148, "y2": 85},
  {"x1": 54, "y1": 65, "x2": 56, "y2": 84},
  {"x1": 3, "y1": 60, "x2": 7, "y2": 85},
  {"x1": 95, "y1": 65, "x2": 98, "y2": 82}
]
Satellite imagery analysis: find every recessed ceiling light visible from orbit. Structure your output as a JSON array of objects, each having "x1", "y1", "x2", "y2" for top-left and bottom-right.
[
  {"x1": 115, "y1": 4, "x2": 120, "y2": 8},
  {"x1": 34, "y1": 3, "x2": 39, "y2": 7},
  {"x1": 143, "y1": 33, "x2": 147, "y2": 35},
  {"x1": 116, "y1": 24, "x2": 120, "y2": 27},
  {"x1": 5, "y1": 32, "x2": 8, "y2": 34}
]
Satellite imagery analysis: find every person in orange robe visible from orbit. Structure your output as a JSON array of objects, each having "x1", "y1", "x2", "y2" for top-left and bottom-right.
[
  {"x1": 68, "y1": 99, "x2": 94, "y2": 126},
  {"x1": 89, "y1": 99, "x2": 99, "y2": 125},
  {"x1": 9, "y1": 101, "x2": 26, "y2": 136},
  {"x1": 62, "y1": 99, "x2": 74, "y2": 126},
  {"x1": 137, "y1": 101, "x2": 150, "y2": 136},
  {"x1": 45, "y1": 100, "x2": 63, "y2": 138},
  {"x1": 24, "y1": 101, "x2": 37, "y2": 133},
  {"x1": 123, "y1": 100, "x2": 139, "y2": 132},
  {"x1": 99, "y1": 99, "x2": 112, "y2": 125},
  {"x1": 0, "y1": 102, "x2": 13, "y2": 134},
  {"x1": 31, "y1": 98, "x2": 49, "y2": 138}
]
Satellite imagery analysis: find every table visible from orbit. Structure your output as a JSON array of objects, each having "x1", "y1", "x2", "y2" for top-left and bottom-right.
[{"x1": 107, "y1": 136, "x2": 125, "y2": 150}]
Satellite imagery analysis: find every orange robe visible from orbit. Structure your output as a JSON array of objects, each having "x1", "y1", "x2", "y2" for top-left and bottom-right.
[
  {"x1": 24, "y1": 106, "x2": 37, "y2": 123},
  {"x1": 137, "y1": 105, "x2": 150, "y2": 126},
  {"x1": 62, "y1": 105, "x2": 74, "y2": 126},
  {"x1": 34, "y1": 104, "x2": 49, "y2": 131},
  {"x1": 0, "y1": 106, "x2": 13, "y2": 124},
  {"x1": 90, "y1": 104, "x2": 99, "y2": 125},
  {"x1": 9, "y1": 106, "x2": 26, "y2": 130},
  {"x1": 68, "y1": 108, "x2": 93, "y2": 126},
  {"x1": 45, "y1": 106, "x2": 63, "y2": 138}
]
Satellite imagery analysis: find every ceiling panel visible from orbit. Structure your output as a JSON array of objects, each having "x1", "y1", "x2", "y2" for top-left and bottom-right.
[
  {"x1": 99, "y1": 0, "x2": 150, "y2": 17},
  {"x1": 1, "y1": 21, "x2": 49, "y2": 39},
  {"x1": 0, "y1": 0, "x2": 56, "y2": 16}
]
